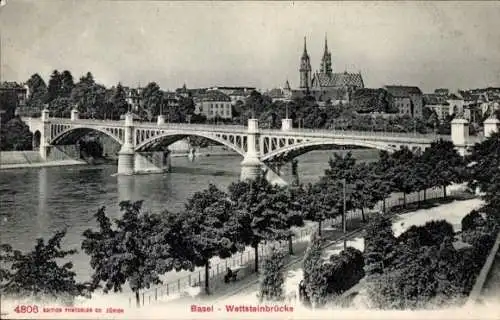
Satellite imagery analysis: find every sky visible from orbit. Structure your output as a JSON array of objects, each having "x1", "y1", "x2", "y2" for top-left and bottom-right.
[{"x1": 1, "y1": 0, "x2": 500, "y2": 93}]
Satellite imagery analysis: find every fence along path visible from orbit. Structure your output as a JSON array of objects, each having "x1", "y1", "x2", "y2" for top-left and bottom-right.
[{"x1": 131, "y1": 186, "x2": 460, "y2": 306}]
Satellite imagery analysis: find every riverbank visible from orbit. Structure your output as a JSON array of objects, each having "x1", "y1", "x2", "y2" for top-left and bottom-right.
[{"x1": 0, "y1": 159, "x2": 87, "y2": 170}]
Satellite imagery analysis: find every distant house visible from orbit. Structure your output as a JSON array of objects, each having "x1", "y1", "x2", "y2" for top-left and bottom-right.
[
  {"x1": 163, "y1": 91, "x2": 180, "y2": 109},
  {"x1": 434, "y1": 88, "x2": 450, "y2": 96},
  {"x1": 423, "y1": 94, "x2": 450, "y2": 120},
  {"x1": 208, "y1": 86, "x2": 256, "y2": 96},
  {"x1": 447, "y1": 93, "x2": 466, "y2": 117},
  {"x1": 228, "y1": 89, "x2": 254, "y2": 105},
  {"x1": 194, "y1": 90, "x2": 232, "y2": 120},
  {"x1": 0, "y1": 81, "x2": 28, "y2": 107},
  {"x1": 384, "y1": 85, "x2": 423, "y2": 118},
  {"x1": 123, "y1": 86, "x2": 142, "y2": 112},
  {"x1": 263, "y1": 80, "x2": 293, "y2": 103}
]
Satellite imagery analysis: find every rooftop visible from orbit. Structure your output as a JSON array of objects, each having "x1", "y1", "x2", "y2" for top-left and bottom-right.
[{"x1": 384, "y1": 85, "x2": 422, "y2": 97}]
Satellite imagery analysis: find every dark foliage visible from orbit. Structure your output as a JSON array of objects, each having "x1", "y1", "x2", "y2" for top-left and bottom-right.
[
  {"x1": 0, "y1": 230, "x2": 88, "y2": 304},
  {"x1": 258, "y1": 247, "x2": 286, "y2": 302}
]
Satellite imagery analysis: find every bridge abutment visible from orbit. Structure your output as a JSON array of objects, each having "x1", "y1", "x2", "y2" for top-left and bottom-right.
[
  {"x1": 240, "y1": 119, "x2": 262, "y2": 181},
  {"x1": 117, "y1": 113, "x2": 136, "y2": 175}
]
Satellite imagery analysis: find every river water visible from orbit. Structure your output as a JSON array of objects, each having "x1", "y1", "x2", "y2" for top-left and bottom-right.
[{"x1": 0, "y1": 149, "x2": 379, "y2": 284}]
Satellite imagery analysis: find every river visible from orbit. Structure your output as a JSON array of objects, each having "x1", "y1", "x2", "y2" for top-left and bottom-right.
[{"x1": 0, "y1": 149, "x2": 379, "y2": 284}]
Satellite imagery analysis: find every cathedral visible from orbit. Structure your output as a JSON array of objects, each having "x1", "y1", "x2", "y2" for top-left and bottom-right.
[{"x1": 299, "y1": 36, "x2": 364, "y2": 104}]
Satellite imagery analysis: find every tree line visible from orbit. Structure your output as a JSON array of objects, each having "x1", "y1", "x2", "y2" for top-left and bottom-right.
[
  {"x1": 0, "y1": 136, "x2": 473, "y2": 307},
  {"x1": 297, "y1": 132, "x2": 500, "y2": 309},
  {"x1": 256, "y1": 132, "x2": 500, "y2": 310}
]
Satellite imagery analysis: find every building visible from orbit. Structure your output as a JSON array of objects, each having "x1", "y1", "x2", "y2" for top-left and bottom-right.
[
  {"x1": 446, "y1": 93, "x2": 466, "y2": 116},
  {"x1": 384, "y1": 85, "x2": 423, "y2": 118},
  {"x1": 434, "y1": 88, "x2": 450, "y2": 96},
  {"x1": 0, "y1": 82, "x2": 27, "y2": 107},
  {"x1": 123, "y1": 86, "x2": 142, "y2": 112},
  {"x1": 423, "y1": 94, "x2": 450, "y2": 120},
  {"x1": 298, "y1": 36, "x2": 364, "y2": 104},
  {"x1": 163, "y1": 91, "x2": 180, "y2": 110},
  {"x1": 208, "y1": 86, "x2": 255, "y2": 96},
  {"x1": 194, "y1": 90, "x2": 232, "y2": 120},
  {"x1": 263, "y1": 80, "x2": 293, "y2": 102},
  {"x1": 228, "y1": 89, "x2": 254, "y2": 105}
]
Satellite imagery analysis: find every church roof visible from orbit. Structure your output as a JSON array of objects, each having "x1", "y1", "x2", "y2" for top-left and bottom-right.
[{"x1": 313, "y1": 72, "x2": 364, "y2": 88}]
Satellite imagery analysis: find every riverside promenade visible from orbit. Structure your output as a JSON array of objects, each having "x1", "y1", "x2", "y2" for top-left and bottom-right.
[{"x1": 133, "y1": 187, "x2": 469, "y2": 308}]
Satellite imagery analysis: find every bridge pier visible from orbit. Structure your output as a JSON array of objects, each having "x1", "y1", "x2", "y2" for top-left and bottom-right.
[
  {"x1": 240, "y1": 119, "x2": 262, "y2": 181},
  {"x1": 39, "y1": 108, "x2": 51, "y2": 160},
  {"x1": 451, "y1": 117, "x2": 469, "y2": 157},
  {"x1": 117, "y1": 112, "x2": 136, "y2": 175}
]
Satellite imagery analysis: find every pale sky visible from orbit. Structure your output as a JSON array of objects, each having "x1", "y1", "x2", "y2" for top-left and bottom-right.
[{"x1": 1, "y1": 0, "x2": 500, "y2": 93}]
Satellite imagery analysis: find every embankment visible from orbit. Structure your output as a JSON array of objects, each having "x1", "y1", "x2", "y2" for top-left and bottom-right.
[{"x1": 0, "y1": 148, "x2": 87, "y2": 170}]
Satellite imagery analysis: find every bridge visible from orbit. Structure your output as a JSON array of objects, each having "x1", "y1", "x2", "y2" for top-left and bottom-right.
[{"x1": 22, "y1": 108, "x2": 499, "y2": 181}]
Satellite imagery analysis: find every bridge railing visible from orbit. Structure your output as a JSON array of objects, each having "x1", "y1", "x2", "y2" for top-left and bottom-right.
[
  {"x1": 36, "y1": 117, "x2": 492, "y2": 145},
  {"x1": 261, "y1": 127, "x2": 451, "y2": 141}
]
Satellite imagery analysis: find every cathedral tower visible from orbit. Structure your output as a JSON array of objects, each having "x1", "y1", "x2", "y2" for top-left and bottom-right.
[
  {"x1": 320, "y1": 34, "x2": 332, "y2": 75},
  {"x1": 299, "y1": 37, "x2": 312, "y2": 90}
]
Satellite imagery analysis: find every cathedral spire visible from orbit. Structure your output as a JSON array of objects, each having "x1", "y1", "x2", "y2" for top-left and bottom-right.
[
  {"x1": 324, "y1": 33, "x2": 328, "y2": 54},
  {"x1": 320, "y1": 33, "x2": 332, "y2": 75},
  {"x1": 299, "y1": 36, "x2": 312, "y2": 90}
]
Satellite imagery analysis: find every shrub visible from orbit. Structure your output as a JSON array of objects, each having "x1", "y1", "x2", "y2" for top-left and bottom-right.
[
  {"x1": 398, "y1": 220, "x2": 454, "y2": 247},
  {"x1": 364, "y1": 214, "x2": 397, "y2": 276},
  {"x1": 302, "y1": 232, "x2": 323, "y2": 286},
  {"x1": 258, "y1": 247, "x2": 286, "y2": 302},
  {"x1": 461, "y1": 210, "x2": 482, "y2": 232},
  {"x1": 326, "y1": 247, "x2": 365, "y2": 295}
]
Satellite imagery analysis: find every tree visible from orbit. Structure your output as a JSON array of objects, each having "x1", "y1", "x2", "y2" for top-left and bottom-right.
[
  {"x1": 302, "y1": 232, "x2": 325, "y2": 308},
  {"x1": 47, "y1": 70, "x2": 62, "y2": 102},
  {"x1": 0, "y1": 117, "x2": 33, "y2": 151},
  {"x1": 0, "y1": 89, "x2": 19, "y2": 124},
  {"x1": 106, "y1": 83, "x2": 129, "y2": 119},
  {"x1": 181, "y1": 185, "x2": 243, "y2": 295},
  {"x1": 363, "y1": 214, "x2": 397, "y2": 276},
  {"x1": 258, "y1": 247, "x2": 286, "y2": 302},
  {"x1": 325, "y1": 247, "x2": 365, "y2": 295},
  {"x1": 140, "y1": 82, "x2": 163, "y2": 121},
  {"x1": 82, "y1": 201, "x2": 187, "y2": 307},
  {"x1": 228, "y1": 175, "x2": 302, "y2": 273},
  {"x1": 389, "y1": 147, "x2": 417, "y2": 207},
  {"x1": 25, "y1": 73, "x2": 48, "y2": 109},
  {"x1": 0, "y1": 230, "x2": 88, "y2": 304},
  {"x1": 60, "y1": 70, "x2": 75, "y2": 98},
  {"x1": 49, "y1": 97, "x2": 71, "y2": 118},
  {"x1": 350, "y1": 163, "x2": 381, "y2": 222},
  {"x1": 424, "y1": 139, "x2": 465, "y2": 198},
  {"x1": 70, "y1": 72, "x2": 106, "y2": 117},
  {"x1": 466, "y1": 131, "x2": 500, "y2": 196}
]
